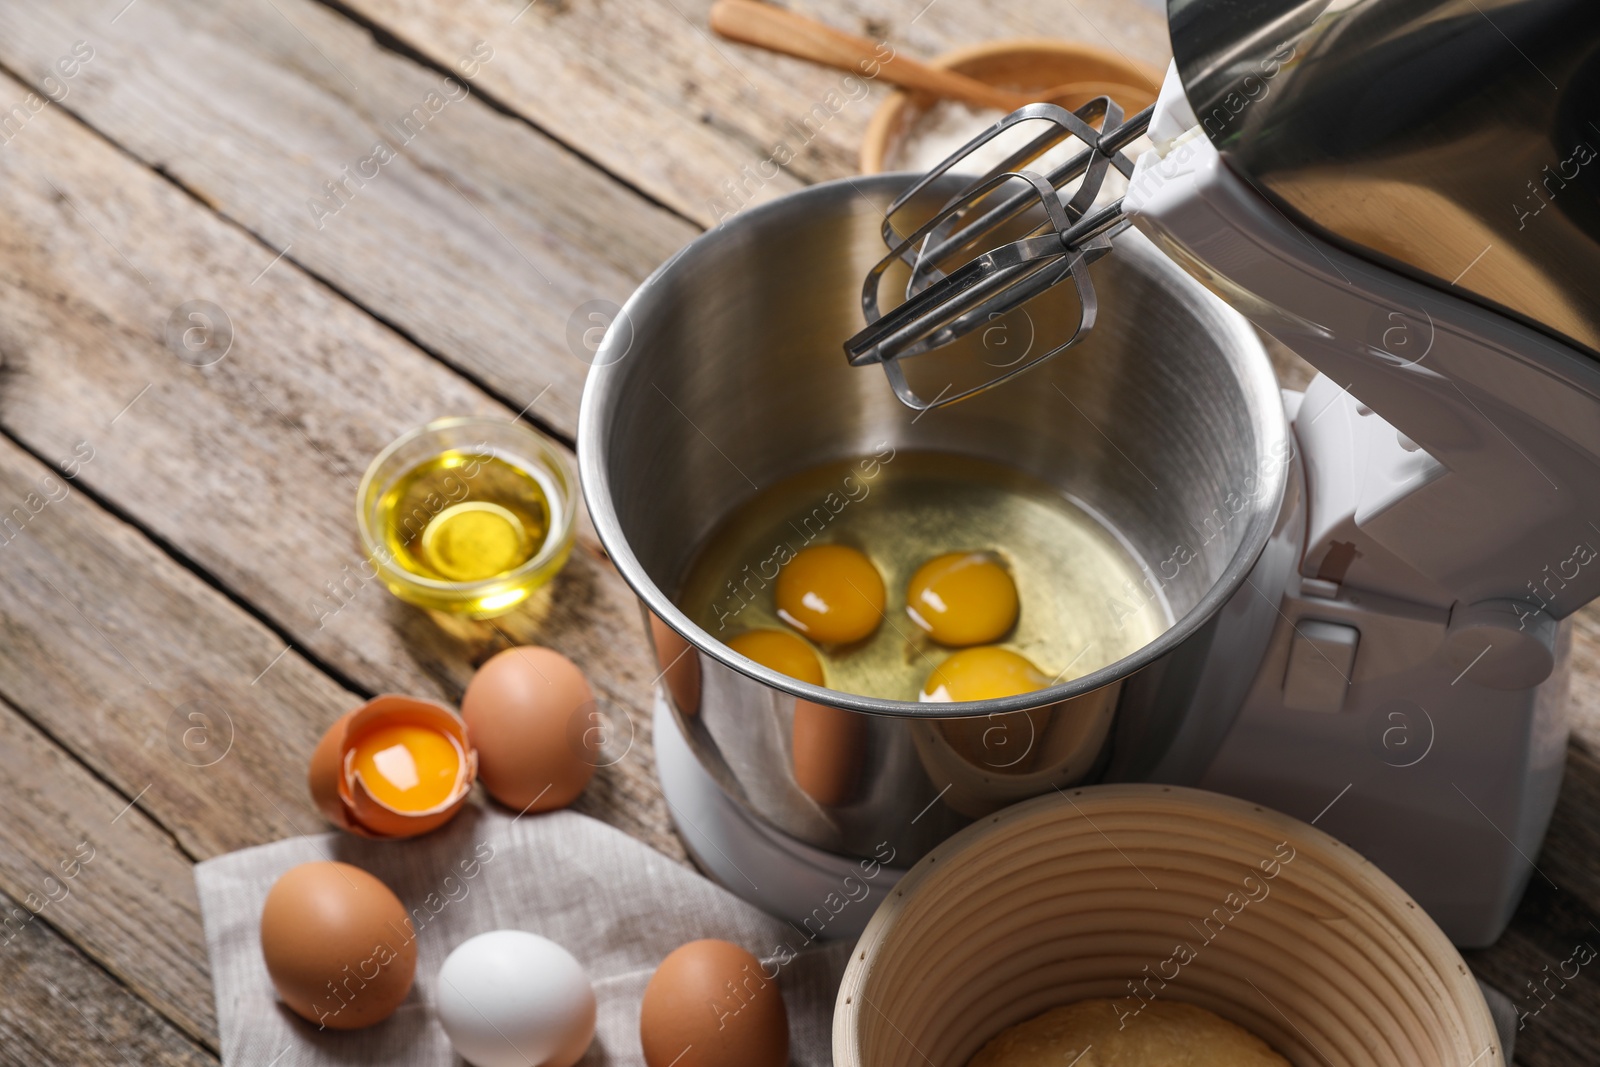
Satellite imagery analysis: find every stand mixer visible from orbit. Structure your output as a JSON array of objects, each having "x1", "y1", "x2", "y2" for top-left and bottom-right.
[
  {"x1": 846, "y1": 0, "x2": 1600, "y2": 947},
  {"x1": 580, "y1": 0, "x2": 1600, "y2": 951}
]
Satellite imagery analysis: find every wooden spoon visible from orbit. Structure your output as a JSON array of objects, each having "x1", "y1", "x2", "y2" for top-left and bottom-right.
[{"x1": 709, "y1": 0, "x2": 1147, "y2": 112}]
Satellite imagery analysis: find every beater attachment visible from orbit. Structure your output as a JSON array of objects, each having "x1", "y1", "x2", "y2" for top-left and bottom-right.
[{"x1": 845, "y1": 98, "x2": 1152, "y2": 411}]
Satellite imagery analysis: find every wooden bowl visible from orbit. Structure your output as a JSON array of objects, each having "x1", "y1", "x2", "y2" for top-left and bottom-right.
[
  {"x1": 835, "y1": 785, "x2": 1501, "y2": 1067},
  {"x1": 860, "y1": 39, "x2": 1163, "y2": 174}
]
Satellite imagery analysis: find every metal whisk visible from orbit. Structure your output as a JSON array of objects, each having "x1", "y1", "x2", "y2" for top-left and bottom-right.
[{"x1": 845, "y1": 98, "x2": 1153, "y2": 411}]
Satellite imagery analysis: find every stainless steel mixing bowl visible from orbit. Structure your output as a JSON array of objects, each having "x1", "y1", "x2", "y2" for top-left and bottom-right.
[{"x1": 579, "y1": 174, "x2": 1291, "y2": 861}]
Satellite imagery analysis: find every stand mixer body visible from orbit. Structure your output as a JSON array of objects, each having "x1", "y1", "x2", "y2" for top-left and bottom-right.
[
  {"x1": 1167, "y1": 0, "x2": 1600, "y2": 358},
  {"x1": 840, "y1": 0, "x2": 1600, "y2": 944},
  {"x1": 581, "y1": 0, "x2": 1600, "y2": 949},
  {"x1": 1115, "y1": 0, "x2": 1600, "y2": 945},
  {"x1": 1124, "y1": 130, "x2": 1590, "y2": 947}
]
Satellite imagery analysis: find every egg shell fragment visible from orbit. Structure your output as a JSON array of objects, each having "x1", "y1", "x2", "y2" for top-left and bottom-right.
[{"x1": 308, "y1": 709, "x2": 367, "y2": 835}]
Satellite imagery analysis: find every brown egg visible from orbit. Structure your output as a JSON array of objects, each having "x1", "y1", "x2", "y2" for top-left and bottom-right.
[
  {"x1": 461, "y1": 646, "x2": 597, "y2": 812},
  {"x1": 260, "y1": 861, "x2": 417, "y2": 1030},
  {"x1": 307, "y1": 696, "x2": 477, "y2": 839},
  {"x1": 639, "y1": 939, "x2": 788, "y2": 1067},
  {"x1": 648, "y1": 610, "x2": 701, "y2": 716}
]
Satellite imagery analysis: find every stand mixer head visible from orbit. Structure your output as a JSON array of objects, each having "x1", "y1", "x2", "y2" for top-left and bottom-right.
[
  {"x1": 850, "y1": 0, "x2": 1600, "y2": 392},
  {"x1": 846, "y1": 0, "x2": 1600, "y2": 633}
]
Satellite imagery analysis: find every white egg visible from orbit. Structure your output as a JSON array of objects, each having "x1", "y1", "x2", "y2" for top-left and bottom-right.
[{"x1": 436, "y1": 930, "x2": 596, "y2": 1067}]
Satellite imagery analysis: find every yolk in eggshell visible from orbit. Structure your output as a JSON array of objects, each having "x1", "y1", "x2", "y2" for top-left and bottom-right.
[{"x1": 348, "y1": 723, "x2": 464, "y2": 812}]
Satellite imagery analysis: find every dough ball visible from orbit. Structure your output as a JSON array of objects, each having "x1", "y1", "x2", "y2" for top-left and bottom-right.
[{"x1": 968, "y1": 998, "x2": 1290, "y2": 1067}]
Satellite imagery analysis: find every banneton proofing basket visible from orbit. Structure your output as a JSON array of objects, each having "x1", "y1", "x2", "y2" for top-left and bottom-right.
[
  {"x1": 835, "y1": 786, "x2": 1501, "y2": 1067},
  {"x1": 578, "y1": 174, "x2": 1291, "y2": 863}
]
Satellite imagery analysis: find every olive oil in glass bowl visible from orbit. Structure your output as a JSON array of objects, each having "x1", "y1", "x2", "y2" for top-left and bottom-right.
[{"x1": 357, "y1": 417, "x2": 576, "y2": 618}]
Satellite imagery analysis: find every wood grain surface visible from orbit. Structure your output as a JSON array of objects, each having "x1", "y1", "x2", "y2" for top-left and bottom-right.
[
  {"x1": 0, "y1": 886, "x2": 214, "y2": 1066},
  {"x1": 0, "y1": 62, "x2": 677, "y2": 853},
  {"x1": 0, "y1": 0, "x2": 696, "y2": 437},
  {"x1": 331, "y1": 0, "x2": 1171, "y2": 226},
  {"x1": 0, "y1": 0, "x2": 1594, "y2": 1064},
  {"x1": 0, "y1": 689, "x2": 211, "y2": 1044}
]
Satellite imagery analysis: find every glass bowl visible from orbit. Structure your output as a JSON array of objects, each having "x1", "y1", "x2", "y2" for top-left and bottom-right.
[{"x1": 357, "y1": 417, "x2": 576, "y2": 619}]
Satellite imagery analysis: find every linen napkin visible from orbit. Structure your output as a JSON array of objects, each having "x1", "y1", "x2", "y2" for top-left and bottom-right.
[{"x1": 195, "y1": 806, "x2": 850, "y2": 1066}]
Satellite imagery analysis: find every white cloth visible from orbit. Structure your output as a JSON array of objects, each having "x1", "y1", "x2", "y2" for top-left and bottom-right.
[{"x1": 195, "y1": 806, "x2": 849, "y2": 1065}]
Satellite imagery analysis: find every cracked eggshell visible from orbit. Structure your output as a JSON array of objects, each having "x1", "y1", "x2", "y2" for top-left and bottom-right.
[
  {"x1": 308, "y1": 695, "x2": 478, "y2": 839},
  {"x1": 308, "y1": 709, "x2": 372, "y2": 836}
]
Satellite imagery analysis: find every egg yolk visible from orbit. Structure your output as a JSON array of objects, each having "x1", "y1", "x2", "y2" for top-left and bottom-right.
[
  {"x1": 905, "y1": 551, "x2": 1019, "y2": 647},
  {"x1": 774, "y1": 544, "x2": 885, "y2": 644},
  {"x1": 348, "y1": 723, "x2": 463, "y2": 812},
  {"x1": 920, "y1": 646, "x2": 1051, "y2": 703},
  {"x1": 728, "y1": 629, "x2": 825, "y2": 686}
]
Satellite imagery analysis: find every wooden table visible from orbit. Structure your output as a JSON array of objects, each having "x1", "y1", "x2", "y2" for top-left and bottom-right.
[{"x1": 0, "y1": 1, "x2": 1595, "y2": 1063}]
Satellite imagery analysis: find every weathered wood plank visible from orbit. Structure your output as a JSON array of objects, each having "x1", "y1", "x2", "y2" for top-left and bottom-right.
[
  {"x1": 1569, "y1": 610, "x2": 1600, "y2": 749},
  {"x1": 0, "y1": 0, "x2": 697, "y2": 437},
  {"x1": 330, "y1": 0, "x2": 1171, "y2": 226},
  {"x1": 0, "y1": 884, "x2": 215, "y2": 1067},
  {"x1": 0, "y1": 67, "x2": 679, "y2": 858},
  {"x1": 0, "y1": 430, "x2": 354, "y2": 860},
  {"x1": 0, "y1": 689, "x2": 214, "y2": 1045},
  {"x1": 0, "y1": 0, "x2": 1169, "y2": 450}
]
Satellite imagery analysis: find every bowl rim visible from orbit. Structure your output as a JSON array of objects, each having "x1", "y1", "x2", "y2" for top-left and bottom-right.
[
  {"x1": 860, "y1": 37, "x2": 1166, "y2": 174},
  {"x1": 831, "y1": 784, "x2": 1500, "y2": 1066},
  {"x1": 577, "y1": 173, "x2": 1290, "y2": 720}
]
